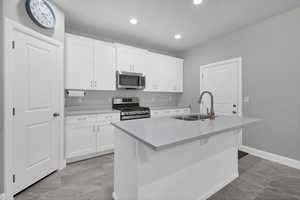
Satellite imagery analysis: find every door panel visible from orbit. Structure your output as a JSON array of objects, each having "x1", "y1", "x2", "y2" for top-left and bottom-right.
[
  {"x1": 201, "y1": 61, "x2": 239, "y2": 116},
  {"x1": 66, "y1": 123, "x2": 97, "y2": 158},
  {"x1": 13, "y1": 29, "x2": 60, "y2": 194}
]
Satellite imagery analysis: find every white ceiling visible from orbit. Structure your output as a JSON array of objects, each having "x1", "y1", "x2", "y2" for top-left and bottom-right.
[{"x1": 53, "y1": 0, "x2": 300, "y2": 54}]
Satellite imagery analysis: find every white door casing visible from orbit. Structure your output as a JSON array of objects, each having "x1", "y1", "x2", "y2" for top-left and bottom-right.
[
  {"x1": 200, "y1": 58, "x2": 242, "y2": 144},
  {"x1": 3, "y1": 19, "x2": 64, "y2": 198}
]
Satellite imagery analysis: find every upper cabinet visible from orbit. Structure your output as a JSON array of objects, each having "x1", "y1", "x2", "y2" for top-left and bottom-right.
[
  {"x1": 115, "y1": 44, "x2": 148, "y2": 73},
  {"x1": 94, "y1": 41, "x2": 116, "y2": 90},
  {"x1": 145, "y1": 52, "x2": 183, "y2": 93},
  {"x1": 65, "y1": 34, "x2": 94, "y2": 90},
  {"x1": 65, "y1": 34, "x2": 183, "y2": 93},
  {"x1": 65, "y1": 34, "x2": 116, "y2": 91}
]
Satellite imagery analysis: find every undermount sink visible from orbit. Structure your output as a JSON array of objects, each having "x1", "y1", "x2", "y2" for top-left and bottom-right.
[{"x1": 173, "y1": 114, "x2": 214, "y2": 121}]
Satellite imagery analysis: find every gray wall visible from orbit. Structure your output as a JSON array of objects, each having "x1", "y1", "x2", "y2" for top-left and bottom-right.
[
  {"x1": 0, "y1": 0, "x2": 4, "y2": 194},
  {"x1": 0, "y1": 0, "x2": 65, "y2": 194},
  {"x1": 179, "y1": 8, "x2": 300, "y2": 161},
  {"x1": 65, "y1": 91, "x2": 179, "y2": 111}
]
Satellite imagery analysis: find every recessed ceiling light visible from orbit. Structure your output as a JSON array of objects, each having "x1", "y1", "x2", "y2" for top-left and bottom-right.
[
  {"x1": 129, "y1": 18, "x2": 138, "y2": 25},
  {"x1": 193, "y1": 0, "x2": 203, "y2": 5},
  {"x1": 174, "y1": 34, "x2": 182, "y2": 40}
]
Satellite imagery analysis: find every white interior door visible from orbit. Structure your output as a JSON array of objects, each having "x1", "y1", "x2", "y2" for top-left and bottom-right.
[
  {"x1": 12, "y1": 28, "x2": 60, "y2": 194},
  {"x1": 200, "y1": 58, "x2": 242, "y2": 143}
]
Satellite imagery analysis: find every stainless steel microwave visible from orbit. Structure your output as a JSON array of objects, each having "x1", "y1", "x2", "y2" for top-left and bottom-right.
[{"x1": 116, "y1": 71, "x2": 146, "y2": 90}]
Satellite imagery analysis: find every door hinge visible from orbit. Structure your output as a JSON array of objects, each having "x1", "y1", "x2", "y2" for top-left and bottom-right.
[
  {"x1": 13, "y1": 174, "x2": 16, "y2": 183},
  {"x1": 12, "y1": 40, "x2": 15, "y2": 49},
  {"x1": 12, "y1": 107, "x2": 16, "y2": 116}
]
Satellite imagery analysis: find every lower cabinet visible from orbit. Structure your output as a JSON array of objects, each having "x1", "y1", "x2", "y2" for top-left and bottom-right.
[
  {"x1": 65, "y1": 108, "x2": 190, "y2": 162},
  {"x1": 65, "y1": 113, "x2": 120, "y2": 162},
  {"x1": 65, "y1": 120, "x2": 97, "y2": 159},
  {"x1": 96, "y1": 122, "x2": 115, "y2": 152}
]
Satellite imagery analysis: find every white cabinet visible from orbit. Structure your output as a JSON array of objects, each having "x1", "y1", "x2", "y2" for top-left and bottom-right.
[
  {"x1": 151, "y1": 108, "x2": 191, "y2": 118},
  {"x1": 65, "y1": 115, "x2": 97, "y2": 159},
  {"x1": 65, "y1": 113, "x2": 120, "y2": 162},
  {"x1": 115, "y1": 44, "x2": 148, "y2": 73},
  {"x1": 145, "y1": 52, "x2": 183, "y2": 93},
  {"x1": 65, "y1": 34, "x2": 116, "y2": 91},
  {"x1": 65, "y1": 35, "x2": 94, "y2": 90},
  {"x1": 94, "y1": 41, "x2": 116, "y2": 90},
  {"x1": 65, "y1": 34, "x2": 183, "y2": 92},
  {"x1": 97, "y1": 122, "x2": 115, "y2": 152}
]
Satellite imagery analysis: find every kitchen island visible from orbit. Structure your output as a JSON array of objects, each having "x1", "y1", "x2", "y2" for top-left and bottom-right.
[{"x1": 112, "y1": 115, "x2": 259, "y2": 200}]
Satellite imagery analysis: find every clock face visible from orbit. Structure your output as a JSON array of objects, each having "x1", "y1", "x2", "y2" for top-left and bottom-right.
[{"x1": 25, "y1": 0, "x2": 56, "y2": 29}]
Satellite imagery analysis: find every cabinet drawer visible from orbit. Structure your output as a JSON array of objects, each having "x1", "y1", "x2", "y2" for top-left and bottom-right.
[
  {"x1": 66, "y1": 115, "x2": 97, "y2": 124},
  {"x1": 97, "y1": 113, "x2": 120, "y2": 122}
]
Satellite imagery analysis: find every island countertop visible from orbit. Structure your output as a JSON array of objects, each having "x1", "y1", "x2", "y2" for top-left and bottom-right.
[{"x1": 112, "y1": 115, "x2": 260, "y2": 151}]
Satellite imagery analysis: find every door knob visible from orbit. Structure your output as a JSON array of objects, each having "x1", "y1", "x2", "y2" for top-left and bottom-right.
[
  {"x1": 53, "y1": 113, "x2": 60, "y2": 117},
  {"x1": 233, "y1": 104, "x2": 237, "y2": 108},
  {"x1": 232, "y1": 111, "x2": 237, "y2": 114}
]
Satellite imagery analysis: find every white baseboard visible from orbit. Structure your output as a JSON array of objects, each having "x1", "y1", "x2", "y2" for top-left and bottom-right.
[
  {"x1": 0, "y1": 193, "x2": 5, "y2": 200},
  {"x1": 240, "y1": 145, "x2": 300, "y2": 170}
]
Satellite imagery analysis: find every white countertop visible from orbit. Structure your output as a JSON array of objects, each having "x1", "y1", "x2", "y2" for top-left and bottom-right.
[{"x1": 112, "y1": 115, "x2": 260, "y2": 151}]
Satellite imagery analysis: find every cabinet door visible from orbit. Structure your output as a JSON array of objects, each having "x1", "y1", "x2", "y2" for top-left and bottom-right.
[
  {"x1": 66, "y1": 122, "x2": 97, "y2": 159},
  {"x1": 115, "y1": 45, "x2": 148, "y2": 73},
  {"x1": 167, "y1": 57, "x2": 183, "y2": 92},
  {"x1": 175, "y1": 58, "x2": 184, "y2": 92},
  {"x1": 145, "y1": 53, "x2": 164, "y2": 91},
  {"x1": 132, "y1": 50, "x2": 148, "y2": 74},
  {"x1": 94, "y1": 41, "x2": 116, "y2": 91},
  {"x1": 65, "y1": 34, "x2": 94, "y2": 90},
  {"x1": 116, "y1": 46, "x2": 134, "y2": 72},
  {"x1": 97, "y1": 123, "x2": 115, "y2": 152}
]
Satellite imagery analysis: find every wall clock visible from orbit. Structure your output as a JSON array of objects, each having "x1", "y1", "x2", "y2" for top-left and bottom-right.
[{"x1": 25, "y1": 0, "x2": 56, "y2": 29}]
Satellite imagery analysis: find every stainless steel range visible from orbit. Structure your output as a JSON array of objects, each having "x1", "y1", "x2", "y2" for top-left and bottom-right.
[{"x1": 112, "y1": 97, "x2": 150, "y2": 121}]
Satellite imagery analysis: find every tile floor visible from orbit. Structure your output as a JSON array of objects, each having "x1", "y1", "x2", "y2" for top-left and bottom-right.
[{"x1": 15, "y1": 154, "x2": 300, "y2": 200}]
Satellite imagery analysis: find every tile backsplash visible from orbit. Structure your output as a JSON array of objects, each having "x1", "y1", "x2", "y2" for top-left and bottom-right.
[{"x1": 65, "y1": 90, "x2": 180, "y2": 111}]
